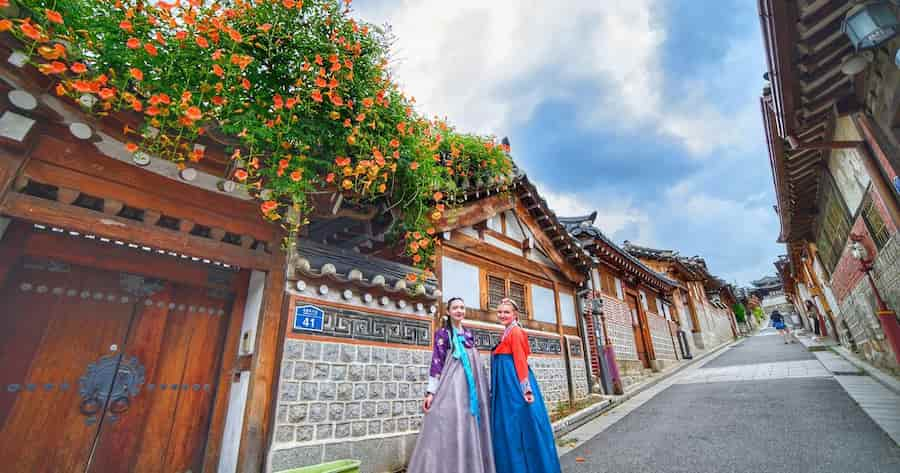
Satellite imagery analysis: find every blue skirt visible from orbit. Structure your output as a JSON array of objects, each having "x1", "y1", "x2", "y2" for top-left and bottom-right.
[{"x1": 490, "y1": 354, "x2": 561, "y2": 473}]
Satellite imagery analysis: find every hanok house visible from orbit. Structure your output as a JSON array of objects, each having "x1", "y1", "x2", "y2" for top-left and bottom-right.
[
  {"x1": 0, "y1": 41, "x2": 287, "y2": 473},
  {"x1": 561, "y1": 214, "x2": 683, "y2": 393},
  {"x1": 759, "y1": 0, "x2": 900, "y2": 370},
  {"x1": 267, "y1": 171, "x2": 595, "y2": 472},
  {"x1": 623, "y1": 242, "x2": 737, "y2": 353}
]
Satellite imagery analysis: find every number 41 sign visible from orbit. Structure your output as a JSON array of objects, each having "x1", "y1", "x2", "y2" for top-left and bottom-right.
[{"x1": 293, "y1": 305, "x2": 325, "y2": 332}]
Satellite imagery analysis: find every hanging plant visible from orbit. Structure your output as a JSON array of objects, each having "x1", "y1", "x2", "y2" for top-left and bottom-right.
[{"x1": 1, "y1": 0, "x2": 514, "y2": 280}]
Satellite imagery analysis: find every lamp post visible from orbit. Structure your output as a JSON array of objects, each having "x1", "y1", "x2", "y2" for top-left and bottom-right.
[{"x1": 849, "y1": 235, "x2": 900, "y2": 363}]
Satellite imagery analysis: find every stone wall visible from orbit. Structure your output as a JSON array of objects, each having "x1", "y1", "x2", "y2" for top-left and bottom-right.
[
  {"x1": 602, "y1": 295, "x2": 638, "y2": 361},
  {"x1": 647, "y1": 313, "x2": 676, "y2": 361},
  {"x1": 564, "y1": 335, "x2": 590, "y2": 401},
  {"x1": 836, "y1": 235, "x2": 900, "y2": 373}
]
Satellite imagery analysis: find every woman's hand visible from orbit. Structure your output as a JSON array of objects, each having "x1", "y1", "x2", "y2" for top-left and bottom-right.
[
  {"x1": 423, "y1": 393, "x2": 434, "y2": 412},
  {"x1": 524, "y1": 392, "x2": 534, "y2": 404}
]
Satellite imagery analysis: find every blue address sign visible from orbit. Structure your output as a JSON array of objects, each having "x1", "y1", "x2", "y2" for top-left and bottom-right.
[{"x1": 293, "y1": 305, "x2": 325, "y2": 332}]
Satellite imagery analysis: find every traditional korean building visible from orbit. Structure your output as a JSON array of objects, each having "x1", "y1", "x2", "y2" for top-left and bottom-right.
[
  {"x1": 623, "y1": 242, "x2": 738, "y2": 353},
  {"x1": 0, "y1": 40, "x2": 287, "y2": 473},
  {"x1": 561, "y1": 214, "x2": 685, "y2": 392},
  {"x1": 759, "y1": 0, "x2": 900, "y2": 370}
]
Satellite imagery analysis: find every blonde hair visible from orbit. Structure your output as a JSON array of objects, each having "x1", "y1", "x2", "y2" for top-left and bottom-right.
[{"x1": 498, "y1": 297, "x2": 519, "y2": 312}]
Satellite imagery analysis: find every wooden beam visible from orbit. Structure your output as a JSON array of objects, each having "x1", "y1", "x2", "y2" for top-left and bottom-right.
[
  {"x1": 435, "y1": 193, "x2": 515, "y2": 232},
  {"x1": 0, "y1": 148, "x2": 29, "y2": 204},
  {"x1": 0, "y1": 192, "x2": 273, "y2": 270},
  {"x1": 514, "y1": 201, "x2": 585, "y2": 283},
  {"x1": 446, "y1": 232, "x2": 563, "y2": 284},
  {"x1": 792, "y1": 140, "x2": 863, "y2": 151},
  {"x1": 237, "y1": 254, "x2": 287, "y2": 472}
]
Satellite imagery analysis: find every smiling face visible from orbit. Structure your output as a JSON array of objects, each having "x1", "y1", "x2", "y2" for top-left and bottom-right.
[
  {"x1": 497, "y1": 301, "x2": 518, "y2": 326},
  {"x1": 448, "y1": 298, "x2": 466, "y2": 325}
]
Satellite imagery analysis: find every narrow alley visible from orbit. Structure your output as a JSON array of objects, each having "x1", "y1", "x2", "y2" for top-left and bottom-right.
[{"x1": 558, "y1": 330, "x2": 900, "y2": 473}]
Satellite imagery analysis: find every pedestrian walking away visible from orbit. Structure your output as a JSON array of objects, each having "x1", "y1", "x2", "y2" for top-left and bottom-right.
[
  {"x1": 491, "y1": 297, "x2": 561, "y2": 473},
  {"x1": 407, "y1": 297, "x2": 494, "y2": 473},
  {"x1": 770, "y1": 310, "x2": 793, "y2": 344}
]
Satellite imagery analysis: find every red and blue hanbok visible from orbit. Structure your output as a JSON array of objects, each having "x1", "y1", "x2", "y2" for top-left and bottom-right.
[{"x1": 491, "y1": 322, "x2": 561, "y2": 473}]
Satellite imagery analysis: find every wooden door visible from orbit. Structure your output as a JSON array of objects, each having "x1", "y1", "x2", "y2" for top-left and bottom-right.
[
  {"x1": 627, "y1": 294, "x2": 650, "y2": 369},
  {"x1": 0, "y1": 238, "x2": 232, "y2": 473},
  {"x1": 0, "y1": 257, "x2": 136, "y2": 473}
]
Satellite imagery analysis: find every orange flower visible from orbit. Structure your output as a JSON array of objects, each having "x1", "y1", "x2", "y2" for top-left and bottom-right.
[
  {"x1": 98, "y1": 88, "x2": 116, "y2": 100},
  {"x1": 130, "y1": 68, "x2": 144, "y2": 81},
  {"x1": 0, "y1": 0, "x2": 9, "y2": 7},
  {"x1": 310, "y1": 89, "x2": 323, "y2": 103},
  {"x1": 228, "y1": 29, "x2": 242, "y2": 42},
  {"x1": 119, "y1": 20, "x2": 133, "y2": 31},
  {"x1": 431, "y1": 211, "x2": 442, "y2": 220},
  {"x1": 242, "y1": 78, "x2": 251, "y2": 90},
  {"x1": 334, "y1": 156, "x2": 351, "y2": 167},
  {"x1": 125, "y1": 142, "x2": 139, "y2": 153},
  {"x1": 341, "y1": 179, "x2": 353, "y2": 190},
  {"x1": 184, "y1": 106, "x2": 202, "y2": 121},
  {"x1": 409, "y1": 162, "x2": 419, "y2": 170},
  {"x1": 72, "y1": 80, "x2": 92, "y2": 93},
  {"x1": 325, "y1": 173, "x2": 336, "y2": 183},
  {"x1": 286, "y1": 97, "x2": 297, "y2": 109},
  {"x1": 212, "y1": 64, "x2": 224, "y2": 77},
  {"x1": 406, "y1": 273, "x2": 418, "y2": 283},
  {"x1": 70, "y1": 62, "x2": 87, "y2": 74},
  {"x1": 45, "y1": 9, "x2": 63, "y2": 24},
  {"x1": 328, "y1": 78, "x2": 339, "y2": 89},
  {"x1": 210, "y1": 95, "x2": 224, "y2": 106},
  {"x1": 356, "y1": 113, "x2": 366, "y2": 122},
  {"x1": 283, "y1": 0, "x2": 296, "y2": 7},
  {"x1": 433, "y1": 191, "x2": 443, "y2": 201},
  {"x1": 145, "y1": 106, "x2": 160, "y2": 116},
  {"x1": 130, "y1": 98, "x2": 143, "y2": 111},
  {"x1": 315, "y1": 77, "x2": 327, "y2": 88},
  {"x1": 362, "y1": 97, "x2": 374, "y2": 108},
  {"x1": 330, "y1": 94, "x2": 343, "y2": 107},
  {"x1": 260, "y1": 200, "x2": 278, "y2": 214},
  {"x1": 126, "y1": 37, "x2": 140, "y2": 49},
  {"x1": 144, "y1": 43, "x2": 158, "y2": 56},
  {"x1": 426, "y1": 227, "x2": 436, "y2": 235},
  {"x1": 20, "y1": 21, "x2": 42, "y2": 41},
  {"x1": 212, "y1": 49, "x2": 223, "y2": 61},
  {"x1": 181, "y1": 91, "x2": 192, "y2": 104},
  {"x1": 196, "y1": 36, "x2": 209, "y2": 48},
  {"x1": 55, "y1": 83, "x2": 66, "y2": 96},
  {"x1": 258, "y1": 23, "x2": 272, "y2": 32},
  {"x1": 38, "y1": 61, "x2": 67, "y2": 75},
  {"x1": 233, "y1": 169, "x2": 249, "y2": 181},
  {"x1": 346, "y1": 135, "x2": 356, "y2": 145},
  {"x1": 156, "y1": 31, "x2": 166, "y2": 45},
  {"x1": 314, "y1": 54, "x2": 323, "y2": 65},
  {"x1": 290, "y1": 170, "x2": 302, "y2": 182},
  {"x1": 390, "y1": 139, "x2": 400, "y2": 148},
  {"x1": 397, "y1": 122, "x2": 407, "y2": 134},
  {"x1": 0, "y1": 19, "x2": 11, "y2": 32},
  {"x1": 413, "y1": 254, "x2": 422, "y2": 263}
]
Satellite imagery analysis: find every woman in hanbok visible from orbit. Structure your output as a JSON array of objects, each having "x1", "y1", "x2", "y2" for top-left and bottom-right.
[
  {"x1": 406, "y1": 297, "x2": 495, "y2": 473},
  {"x1": 491, "y1": 297, "x2": 561, "y2": 473}
]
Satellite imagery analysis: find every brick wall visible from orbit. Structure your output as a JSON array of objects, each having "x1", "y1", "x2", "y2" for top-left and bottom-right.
[
  {"x1": 829, "y1": 217, "x2": 870, "y2": 303},
  {"x1": 647, "y1": 313, "x2": 676, "y2": 361},
  {"x1": 602, "y1": 295, "x2": 637, "y2": 361}
]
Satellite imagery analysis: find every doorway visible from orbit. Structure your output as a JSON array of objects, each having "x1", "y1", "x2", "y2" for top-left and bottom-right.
[{"x1": 626, "y1": 294, "x2": 651, "y2": 369}]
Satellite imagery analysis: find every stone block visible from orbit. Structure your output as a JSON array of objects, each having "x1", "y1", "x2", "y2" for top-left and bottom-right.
[
  {"x1": 392, "y1": 401, "x2": 405, "y2": 416},
  {"x1": 331, "y1": 364, "x2": 348, "y2": 381},
  {"x1": 398, "y1": 350, "x2": 411, "y2": 364},
  {"x1": 337, "y1": 382, "x2": 353, "y2": 401},
  {"x1": 276, "y1": 403, "x2": 289, "y2": 423},
  {"x1": 397, "y1": 417, "x2": 409, "y2": 432},
  {"x1": 270, "y1": 444, "x2": 321, "y2": 472},
  {"x1": 362, "y1": 401, "x2": 377, "y2": 418},
  {"x1": 386, "y1": 349, "x2": 398, "y2": 364},
  {"x1": 319, "y1": 382, "x2": 336, "y2": 400},
  {"x1": 335, "y1": 422, "x2": 351, "y2": 439},
  {"x1": 280, "y1": 382, "x2": 299, "y2": 402},
  {"x1": 418, "y1": 366, "x2": 428, "y2": 381},
  {"x1": 378, "y1": 365, "x2": 393, "y2": 381},
  {"x1": 405, "y1": 400, "x2": 418, "y2": 415},
  {"x1": 376, "y1": 401, "x2": 391, "y2": 417},
  {"x1": 353, "y1": 383, "x2": 368, "y2": 400},
  {"x1": 410, "y1": 416, "x2": 422, "y2": 431},
  {"x1": 309, "y1": 403, "x2": 328, "y2": 423},
  {"x1": 368, "y1": 420, "x2": 382, "y2": 435},
  {"x1": 351, "y1": 421, "x2": 367, "y2": 437},
  {"x1": 340, "y1": 345, "x2": 357, "y2": 363},
  {"x1": 329, "y1": 402, "x2": 345, "y2": 421},
  {"x1": 385, "y1": 382, "x2": 398, "y2": 399},
  {"x1": 405, "y1": 366, "x2": 419, "y2": 382},
  {"x1": 346, "y1": 402, "x2": 361, "y2": 420},
  {"x1": 357, "y1": 346, "x2": 371, "y2": 363},
  {"x1": 393, "y1": 366, "x2": 404, "y2": 381},
  {"x1": 280, "y1": 361, "x2": 294, "y2": 380},
  {"x1": 289, "y1": 404, "x2": 308, "y2": 423},
  {"x1": 294, "y1": 361, "x2": 313, "y2": 380},
  {"x1": 301, "y1": 382, "x2": 318, "y2": 401},
  {"x1": 316, "y1": 423, "x2": 333, "y2": 440},
  {"x1": 365, "y1": 365, "x2": 378, "y2": 381},
  {"x1": 284, "y1": 340, "x2": 304, "y2": 360},
  {"x1": 398, "y1": 383, "x2": 410, "y2": 399},
  {"x1": 296, "y1": 425, "x2": 314, "y2": 442},
  {"x1": 372, "y1": 347, "x2": 386, "y2": 364},
  {"x1": 348, "y1": 364, "x2": 364, "y2": 381},
  {"x1": 314, "y1": 363, "x2": 330, "y2": 380},
  {"x1": 369, "y1": 382, "x2": 383, "y2": 399},
  {"x1": 303, "y1": 342, "x2": 322, "y2": 361},
  {"x1": 383, "y1": 418, "x2": 396, "y2": 433},
  {"x1": 275, "y1": 425, "x2": 294, "y2": 443},
  {"x1": 322, "y1": 343, "x2": 340, "y2": 362}
]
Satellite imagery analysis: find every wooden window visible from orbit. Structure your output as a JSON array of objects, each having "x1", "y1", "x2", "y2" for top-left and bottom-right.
[
  {"x1": 485, "y1": 273, "x2": 529, "y2": 317},
  {"x1": 861, "y1": 194, "x2": 890, "y2": 250},
  {"x1": 599, "y1": 270, "x2": 617, "y2": 297},
  {"x1": 645, "y1": 292, "x2": 658, "y2": 314},
  {"x1": 816, "y1": 176, "x2": 851, "y2": 274},
  {"x1": 614, "y1": 277, "x2": 624, "y2": 300}
]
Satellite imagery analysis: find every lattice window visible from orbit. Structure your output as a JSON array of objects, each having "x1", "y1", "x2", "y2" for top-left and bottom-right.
[
  {"x1": 861, "y1": 194, "x2": 890, "y2": 250},
  {"x1": 485, "y1": 274, "x2": 529, "y2": 318},
  {"x1": 816, "y1": 177, "x2": 851, "y2": 274},
  {"x1": 487, "y1": 275, "x2": 506, "y2": 309}
]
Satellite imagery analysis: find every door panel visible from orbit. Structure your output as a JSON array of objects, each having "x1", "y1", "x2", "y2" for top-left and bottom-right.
[
  {"x1": 0, "y1": 258, "x2": 134, "y2": 473},
  {"x1": 89, "y1": 283, "x2": 232, "y2": 473},
  {"x1": 627, "y1": 295, "x2": 650, "y2": 369}
]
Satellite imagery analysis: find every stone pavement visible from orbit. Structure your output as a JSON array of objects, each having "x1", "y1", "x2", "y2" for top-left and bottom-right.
[{"x1": 558, "y1": 328, "x2": 900, "y2": 472}]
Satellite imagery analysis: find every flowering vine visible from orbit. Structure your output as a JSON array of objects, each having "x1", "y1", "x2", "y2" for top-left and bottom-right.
[{"x1": 1, "y1": 0, "x2": 514, "y2": 280}]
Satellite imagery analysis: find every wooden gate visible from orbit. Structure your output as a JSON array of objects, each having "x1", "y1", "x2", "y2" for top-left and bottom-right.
[
  {"x1": 0, "y1": 225, "x2": 232, "y2": 473},
  {"x1": 627, "y1": 294, "x2": 651, "y2": 369}
]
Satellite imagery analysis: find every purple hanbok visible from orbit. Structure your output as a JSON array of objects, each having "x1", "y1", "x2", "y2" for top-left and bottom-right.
[{"x1": 406, "y1": 326, "x2": 495, "y2": 473}]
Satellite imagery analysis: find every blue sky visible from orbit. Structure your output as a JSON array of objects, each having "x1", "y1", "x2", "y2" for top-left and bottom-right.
[{"x1": 355, "y1": 0, "x2": 783, "y2": 285}]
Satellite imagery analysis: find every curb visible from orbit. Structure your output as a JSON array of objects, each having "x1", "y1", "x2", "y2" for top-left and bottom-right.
[
  {"x1": 830, "y1": 345, "x2": 900, "y2": 396},
  {"x1": 552, "y1": 336, "x2": 741, "y2": 439}
]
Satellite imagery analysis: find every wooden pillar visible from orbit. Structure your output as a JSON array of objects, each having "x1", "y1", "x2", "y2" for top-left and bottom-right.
[
  {"x1": 553, "y1": 281, "x2": 575, "y2": 404},
  {"x1": 237, "y1": 252, "x2": 287, "y2": 473},
  {"x1": 0, "y1": 149, "x2": 30, "y2": 204},
  {"x1": 801, "y1": 244, "x2": 836, "y2": 338}
]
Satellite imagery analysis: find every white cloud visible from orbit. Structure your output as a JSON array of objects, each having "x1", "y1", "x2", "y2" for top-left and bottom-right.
[{"x1": 354, "y1": 0, "x2": 759, "y2": 157}]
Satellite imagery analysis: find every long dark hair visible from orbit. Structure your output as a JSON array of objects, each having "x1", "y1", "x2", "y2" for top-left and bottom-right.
[{"x1": 444, "y1": 297, "x2": 465, "y2": 353}]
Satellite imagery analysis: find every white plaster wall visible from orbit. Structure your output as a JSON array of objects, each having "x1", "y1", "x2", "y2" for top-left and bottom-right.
[{"x1": 532, "y1": 284, "x2": 557, "y2": 324}]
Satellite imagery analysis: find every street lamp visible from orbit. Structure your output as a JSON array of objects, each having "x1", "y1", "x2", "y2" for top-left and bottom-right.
[
  {"x1": 842, "y1": 1, "x2": 900, "y2": 50},
  {"x1": 849, "y1": 235, "x2": 900, "y2": 363}
]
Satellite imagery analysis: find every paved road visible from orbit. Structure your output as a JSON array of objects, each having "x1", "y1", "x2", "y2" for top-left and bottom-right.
[{"x1": 560, "y1": 331, "x2": 900, "y2": 473}]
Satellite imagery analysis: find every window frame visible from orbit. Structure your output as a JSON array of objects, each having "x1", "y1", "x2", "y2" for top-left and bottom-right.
[{"x1": 483, "y1": 271, "x2": 531, "y2": 318}]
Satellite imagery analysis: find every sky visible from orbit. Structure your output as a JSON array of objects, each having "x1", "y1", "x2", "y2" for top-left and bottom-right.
[{"x1": 353, "y1": 0, "x2": 783, "y2": 286}]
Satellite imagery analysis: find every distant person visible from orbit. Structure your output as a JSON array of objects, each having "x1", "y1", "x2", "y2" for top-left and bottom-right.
[
  {"x1": 805, "y1": 300, "x2": 821, "y2": 336},
  {"x1": 770, "y1": 310, "x2": 793, "y2": 344}
]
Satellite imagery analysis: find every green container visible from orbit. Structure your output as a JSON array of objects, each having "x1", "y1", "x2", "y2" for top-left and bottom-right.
[{"x1": 279, "y1": 459, "x2": 361, "y2": 473}]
